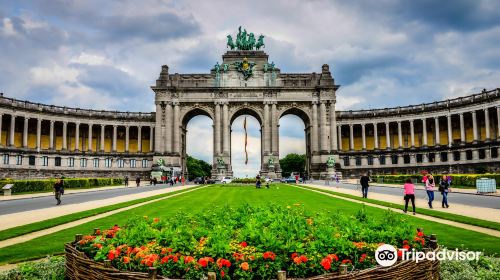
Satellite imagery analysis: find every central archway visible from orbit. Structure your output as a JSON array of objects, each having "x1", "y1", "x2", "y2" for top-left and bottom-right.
[
  {"x1": 182, "y1": 107, "x2": 214, "y2": 178},
  {"x1": 279, "y1": 107, "x2": 311, "y2": 178}
]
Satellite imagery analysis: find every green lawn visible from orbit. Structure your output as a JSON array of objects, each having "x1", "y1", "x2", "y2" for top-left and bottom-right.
[
  {"x1": 299, "y1": 185, "x2": 500, "y2": 231},
  {"x1": 0, "y1": 186, "x2": 204, "y2": 241},
  {"x1": 0, "y1": 184, "x2": 498, "y2": 265}
]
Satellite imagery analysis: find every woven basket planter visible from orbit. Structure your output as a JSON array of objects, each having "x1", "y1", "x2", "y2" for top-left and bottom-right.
[{"x1": 65, "y1": 235, "x2": 440, "y2": 280}]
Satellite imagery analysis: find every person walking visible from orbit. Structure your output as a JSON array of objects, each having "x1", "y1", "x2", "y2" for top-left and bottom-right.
[
  {"x1": 124, "y1": 176, "x2": 129, "y2": 187},
  {"x1": 403, "y1": 178, "x2": 416, "y2": 215},
  {"x1": 439, "y1": 175, "x2": 450, "y2": 208},
  {"x1": 360, "y1": 173, "x2": 370, "y2": 198},
  {"x1": 425, "y1": 175, "x2": 435, "y2": 208},
  {"x1": 53, "y1": 178, "x2": 63, "y2": 205},
  {"x1": 136, "y1": 177, "x2": 141, "y2": 187},
  {"x1": 169, "y1": 177, "x2": 174, "y2": 187}
]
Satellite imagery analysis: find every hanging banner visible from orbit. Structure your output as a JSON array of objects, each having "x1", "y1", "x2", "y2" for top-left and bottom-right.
[{"x1": 244, "y1": 117, "x2": 248, "y2": 164}]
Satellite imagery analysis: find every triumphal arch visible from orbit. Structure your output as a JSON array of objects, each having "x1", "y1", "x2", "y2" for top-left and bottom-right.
[{"x1": 152, "y1": 27, "x2": 339, "y2": 178}]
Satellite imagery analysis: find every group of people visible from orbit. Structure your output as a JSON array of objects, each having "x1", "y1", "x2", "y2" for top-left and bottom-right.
[
  {"x1": 124, "y1": 176, "x2": 142, "y2": 187},
  {"x1": 359, "y1": 173, "x2": 451, "y2": 215}
]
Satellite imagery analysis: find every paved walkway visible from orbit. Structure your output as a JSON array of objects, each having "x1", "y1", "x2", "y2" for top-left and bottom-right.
[
  {"x1": 298, "y1": 184, "x2": 500, "y2": 238},
  {"x1": 0, "y1": 184, "x2": 196, "y2": 231},
  {"x1": 0, "y1": 186, "x2": 205, "y2": 250},
  {"x1": 305, "y1": 182, "x2": 500, "y2": 223}
]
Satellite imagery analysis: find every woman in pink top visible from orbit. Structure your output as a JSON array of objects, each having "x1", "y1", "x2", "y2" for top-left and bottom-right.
[
  {"x1": 403, "y1": 178, "x2": 416, "y2": 215},
  {"x1": 425, "y1": 175, "x2": 436, "y2": 209}
]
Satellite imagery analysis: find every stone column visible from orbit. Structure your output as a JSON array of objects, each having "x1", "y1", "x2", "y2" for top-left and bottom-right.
[
  {"x1": 9, "y1": 115, "x2": 16, "y2": 146},
  {"x1": 137, "y1": 126, "x2": 142, "y2": 153},
  {"x1": 410, "y1": 120, "x2": 415, "y2": 147},
  {"x1": 214, "y1": 103, "x2": 221, "y2": 155},
  {"x1": 330, "y1": 102, "x2": 337, "y2": 151},
  {"x1": 320, "y1": 101, "x2": 328, "y2": 151},
  {"x1": 484, "y1": 108, "x2": 490, "y2": 141},
  {"x1": 174, "y1": 103, "x2": 181, "y2": 154},
  {"x1": 385, "y1": 121, "x2": 391, "y2": 149},
  {"x1": 75, "y1": 122, "x2": 80, "y2": 151},
  {"x1": 62, "y1": 121, "x2": 67, "y2": 150},
  {"x1": 422, "y1": 118, "x2": 428, "y2": 147},
  {"x1": 361, "y1": 123, "x2": 366, "y2": 150},
  {"x1": 150, "y1": 126, "x2": 154, "y2": 152},
  {"x1": 497, "y1": 107, "x2": 500, "y2": 140},
  {"x1": 373, "y1": 122, "x2": 379, "y2": 149},
  {"x1": 447, "y1": 115, "x2": 453, "y2": 147},
  {"x1": 349, "y1": 124, "x2": 354, "y2": 151},
  {"x1": 459, "y1": 113, "x2": 465, "y2": 144},
  {"x1": 222, "y1": 103, "x2": 229, "y2": 154},
  {"x1": 263, "y1": 103, "x2": 270, "y2": 153},
  {"x1": 112, "y1": 125, "x2": 117, "y2": 152},
  {"x1": 271, "y1": 102, "x2": 278, "y2": 154},
  {"x1": 23, "y1": 117, "x2": 29, "y2": 148},
  {"x1": 434, "y1": 117, "x2": 440, "y2": 146},
  {"x1": 311, "y1": 102, "x2": 319, "y2": 152},
  {"x1": 125, "y1": 125, "x2": 130, "y2": 152},
  {"x1": 88, "y1": 123, "x2": 93, "y2": 151},
  {"x1": 0, "y1": 114, "x2": 2, "y2": 145},
  {"x1": 397, "y1": 121, "x2": 402, "y2": 148},
  {"x1": 49, "y1": 120, "x2": 54, "y2": 149},
  {"x1": 337, "y1": 125, "x2": 342, "y2": 151},
  {"x1": 36, "y1": 118, "x2": 41, "y2": 152},
  {"x1": 100, "y1": 125, "x2": 105, "y2": 151},
  {"x1": 166, "y1": 103, "x2": 172, "y2": 153},
  {"x1": 155, "y1": 103, "x2": 162, "y2": 152},
  {"x1": 472, "y1": 110, "x2": 478, "y2": 143}
]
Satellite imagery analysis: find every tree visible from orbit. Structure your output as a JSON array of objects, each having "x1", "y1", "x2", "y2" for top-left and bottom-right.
[
  {"x1": 279, "y1": 153, "x2": 306, "y2": 177},
  {"x1": 186, "y1": 155, "x2": 212, "y2": 180}
]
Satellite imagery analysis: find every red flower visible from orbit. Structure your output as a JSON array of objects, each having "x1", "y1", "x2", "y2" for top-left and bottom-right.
[
  {"x1": 398, "y1": 249, "x2": 403, "y2": 258},
  {"x1": 291, "y1": 253, "x2": 298, "y2": 259},
  {"x1": 141, "y1": 254, "x2": 159, "y2": 267},
  {"x1": 221, "y1": 270, "x2": 225, "y2": 277},
  {"x1": 95, "y1": 229, "x2": 101, "y2": 235},
  {"x1": 240, "y1": 241, "x2": 248, "y2": 248},
  {"x1": 359, "y1": 254, "x2": 367, "y2": 263},
  {"x1": 161, "y1": 256, "x2": 169, "y2": 264},
  {"x1": 217, "y1": 258, "x2": 231, "y2": 268},
  {"x1": 240, "y1": 262, "x2": 249, "y2": 271},
  {"x1": 198, "y1": 258, "x2": 208, "y2": 268},
  {"x1": 108, "y1": 250, "x2": 116, "y2": 261},
  {"x1": 263, "y1": 251, "x2": 276, "y2": 261},
  {"x1": 342, "y1": 259, "x2": 352, "y2": 265},
  {"x1": 327, "y1": 254, "x2": 339, "y2": 262},
  {"x1": 161, "y1": 248, "x2": 167, "y2": 255},
  {"x1": 293, "y1": 257, "x2": 302, "y2": 265},
  {"x1": 417, "y1": 231, "x2": 424, "y2": 237},
  {"x1": 403, "y1": 240, "x2": 409, "y2": 245},
  {"x1": 184, "y1": 256, "x2": 195, "y2": 264},
  {"x1": 321, "y1": 258, "x2": 331, "y2": 270},
  {"x1": 300, "y1": 255, "x2": 308, "y2": 263},
  {"x1": 171, "y1": 255, "x2": 178, "y2": 263},
  {"x1": 123, "y1": 256, "x2": 130, "y2": 264},
  {"x1": 403, "y1": 245, "x2": 410, "y2": 251}
]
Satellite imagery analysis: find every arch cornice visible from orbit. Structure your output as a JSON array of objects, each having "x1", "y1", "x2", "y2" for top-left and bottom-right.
[{"x1": 228, "y1": 103, "x2": 264, "y2": 125}]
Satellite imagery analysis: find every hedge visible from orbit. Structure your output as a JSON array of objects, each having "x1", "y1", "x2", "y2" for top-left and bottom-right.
[
  {"x1": 0, "y1": 178, "x2": 123, "y2": 194},
  {"x1": 231, "y1": 178, "x2": 257, "y2": 184},
  {"x1": 372, "y1": 174, "x2": 500, "y2": 188}
]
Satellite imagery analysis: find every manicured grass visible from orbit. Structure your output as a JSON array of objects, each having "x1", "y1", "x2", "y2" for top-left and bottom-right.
[
  {"x1": 0, "y1": 186, "x2": 204, "y2": 241},
  {"x1": 0, "y1": 184, "x2": 498, "y2": 265},
  {"x1": 299, "y1": 185, "x2": 500, "y2": 231},
  {"x1": 4, "y1": 185, "x2": 124, "y2": 196}
]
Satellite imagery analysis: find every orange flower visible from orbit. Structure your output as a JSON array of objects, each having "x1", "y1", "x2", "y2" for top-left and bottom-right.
[
  {"x1": 321, "y1": 258, "x2": 331, "y2": 270},
  {"x1": 108, "y1": 250, "x2": 116, "y2": 261},
  {"x1": 293, "y1": 257, "x2": 302, "y2": 265},
  {"x1": 300, "y1": 255, "x2": 308, "y2": 263},
  {"x1": 153, "y1": 218, "x2": 160, "y2": 223},
  {"x1": 123, "y1": 256, "x2": 130, "y2": 264},
  {"x1": 342, "y1": 259, "x2": 352, "y2": 265},
  {"x1": 217, "y1": 258, "x2": 231, "y2": 268},
  {"x1": 327, "y1": 254, "x2": 339, "y2": 262},
  {"x1": 240, "y1": 262, "x2": 249, "y2": 271},
  {"x1": 184, "y1": 256, "x2": 195, "y2": 264},
  {"x1": 263, "y1": 251, "x2": 276, "y2": 261}
]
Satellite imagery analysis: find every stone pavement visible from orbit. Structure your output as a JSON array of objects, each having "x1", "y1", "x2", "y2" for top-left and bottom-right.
[
  {"x1": 303, "y1": 182, "x2": 500, "y2": 223},
  {"x1": 0, "y1": 184, "x2": 196, "y2": 231},
  {"x1": 343, "y1": 179, "x2": 499, "y2": 196}
]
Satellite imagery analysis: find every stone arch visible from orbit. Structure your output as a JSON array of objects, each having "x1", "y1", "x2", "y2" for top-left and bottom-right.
[
  {"x1": 229, "y1": 105, "x2": 263, "y2": 125},
  {"x1": 279, "y1": 105, "x2": 311, "y2": 127},
  {"x1": 181, "y1": 106, "x2": 214, "y2": 127}
]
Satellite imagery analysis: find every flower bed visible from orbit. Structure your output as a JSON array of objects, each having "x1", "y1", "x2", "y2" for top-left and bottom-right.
[{"x1": 66, "y1": 205, "x2": 439, "y2": 279}]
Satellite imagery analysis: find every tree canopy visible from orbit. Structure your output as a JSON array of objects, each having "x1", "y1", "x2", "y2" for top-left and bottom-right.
[
  {"x1": 186, "y1": 155, "x2": 212, "y2": 180},
  {"x1": 279, "y1": 153, "x2": 306, "y2": 177}
]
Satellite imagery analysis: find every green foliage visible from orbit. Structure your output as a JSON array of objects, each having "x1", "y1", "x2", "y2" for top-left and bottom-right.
[
  {"x1": 279, "y1": 153, "x2": 306, "y2": 177},
  {"x1": 0, "y1": 256, "x2": 65, "y2": 280},
  {"x1": 440, "y1": 255, "x2": 500, "y2": 280},
  {"x1": 372, "y1": 174, "x2": 500, "y2": 188},
  {"x1": 232, "y1": 178, "x2": 257, "y2": 184},
  {"x1": 75, "y1": 204, "x2": 423, "y2": 279},
  {"x1": 0, "y1": 178, "x2": 123, "y2": 194},
  {"x1": 186, "y1": 155, "x2": 212, "y2": 181}
]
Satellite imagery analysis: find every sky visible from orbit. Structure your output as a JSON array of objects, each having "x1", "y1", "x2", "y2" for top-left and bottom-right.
[{"x1": 1, "y1": 0, "x2": 499, "y2": 176}]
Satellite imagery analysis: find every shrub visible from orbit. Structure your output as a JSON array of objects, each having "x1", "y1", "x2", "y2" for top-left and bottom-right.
[
  {"x1": 440, "y1": 254, "x2": 500, "y2": 280},
  {"x1": 232, "y1": 178, "x2": 257, "y2": 184},
  {"x1": 75, "y1": 204, "x2": 430, "y2": 279},
  {"x1": 0, "y1": 178, "x2": 123, "y2": 194},
  {"x1": 0, "y1": 256, "x2": 65, "y2": 280},
  {"x1": 372, "y1": 174, "x2": 500, "y2": 188}
]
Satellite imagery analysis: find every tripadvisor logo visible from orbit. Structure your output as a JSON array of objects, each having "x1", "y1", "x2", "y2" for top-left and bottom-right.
[
  {"x1": 375, "y1": 244, "x2": 398, "y2": 267},
  {"x1": 375, "y1": 244, "x2": 482, "y2": 266}
]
